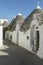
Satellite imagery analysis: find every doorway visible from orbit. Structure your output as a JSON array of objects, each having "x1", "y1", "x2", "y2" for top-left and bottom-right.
[
  {"x1": 36, "y1": 30, "x2": 39, "y2": 51},
  {"x1": 30, "y1": 25, "x2": 39, "y2": 53}
]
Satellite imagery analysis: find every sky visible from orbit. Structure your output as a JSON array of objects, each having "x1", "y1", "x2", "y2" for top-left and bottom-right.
[{"x1": 0, "y1": 0, "x2": 43, "y2": 23}]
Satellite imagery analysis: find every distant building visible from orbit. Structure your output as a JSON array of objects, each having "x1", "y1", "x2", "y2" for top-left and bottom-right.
[
  {"x1": 5, "y1": 2, "x2": 43, "y2": 59},
  {"x1": 0, "y1": 19, "x2": 8, "y2": 48},
  {"x1": 0, "y1": 19, "x2": 8, "y2": 28}
]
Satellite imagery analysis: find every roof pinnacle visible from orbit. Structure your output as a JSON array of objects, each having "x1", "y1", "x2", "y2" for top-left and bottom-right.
[{"x1": 36, "y1": 0, "x2": 41, "y2": 9}]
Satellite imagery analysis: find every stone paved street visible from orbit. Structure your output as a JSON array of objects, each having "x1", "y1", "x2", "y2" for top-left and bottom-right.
[{"x1": 0, "y1": 39, "x2": 43, "y2": 65}]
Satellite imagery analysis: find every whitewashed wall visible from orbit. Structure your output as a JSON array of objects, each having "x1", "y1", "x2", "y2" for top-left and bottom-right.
[
  {"x1": 12, "y1": 31, "x2": 17, "y2": 44},
  {"x1": 5, "y1": 31, "x2": 8, "y2": 39},
  {"x1": 0, "y1": 26, "x2": 3, "y2": 48},
  {"x1": 5, "y1": 31, "x2": 10, "y2": 39},
  {"x1": 19, "y1": 16, "x2": 39, "y2": 51},
  {"x1": 8, "y1": 31, "x2": 12, "y2": 40},
  {"x1": 19, "y1": 29, "x2": 31, "y2": 51},
  {"x1": 30, "y1": 18, "x2": 43, "y2": 59},
  {"x1": 37, "y1": 24, "x2": 43, "y2": 59},
  {"x1": 30, "y1": 16, "x2": 39, "y2": 27}
]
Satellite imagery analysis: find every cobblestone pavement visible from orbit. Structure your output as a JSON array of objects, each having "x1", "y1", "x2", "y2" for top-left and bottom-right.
[{"x1": 0, "y1": 39, "x2": 43, "y2": 65}]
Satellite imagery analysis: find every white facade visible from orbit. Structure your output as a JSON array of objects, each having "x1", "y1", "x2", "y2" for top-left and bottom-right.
[
  {"x1": 0, "y1": 19, "x2": 8, "y2": 24},
  {"x1": 12, "y1": 31, "x2": 17, "y2": 44},
  {"x1": 19, "y1": 30, "x2": 31, "y2": 51},
  {"x1": 37, "y1": 24, "x2": 43, "y2": 58},
  {"x1": 0, "y1": 26, "x2": 3, "y2": 48},
  {"x1": 5, "y1": 31, "x2": 9, "y2": 39},
  {"x1": 0, "y1": 19, "x2": 8, "y2": 48}
]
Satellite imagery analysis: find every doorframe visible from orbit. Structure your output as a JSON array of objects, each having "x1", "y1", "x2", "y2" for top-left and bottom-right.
[{"x1": 30, "y1": 25, "x2": 39, "y2": 53}]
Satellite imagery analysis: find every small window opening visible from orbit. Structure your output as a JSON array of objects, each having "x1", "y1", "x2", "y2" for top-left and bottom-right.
[
  {"x1": 36, "y1": 27, "x2": 38, "y2": 29},
  {"x1": 27, "y1": 36, "x2": 29, "y2": 39}
]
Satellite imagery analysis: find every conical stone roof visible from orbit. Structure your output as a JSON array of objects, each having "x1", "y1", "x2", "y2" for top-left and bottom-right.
[
  {"x1": 20, "y1": 6, "x2": 43, "y2": 32},
  {"x1": 8, "y1": 13, "x2": 24, "y2": 30}
]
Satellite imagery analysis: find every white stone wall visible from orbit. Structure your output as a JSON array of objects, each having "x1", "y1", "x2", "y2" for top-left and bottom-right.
[
  {"x1": 12, "y1": 31, "x2": 17, "y2": 44},
  {"x1": 8, "y1": 31, "x2": 12, "y2": 40},
  {"x1": 37, "y1": 24, "x2": 43, "y2": 59},
  {"x1": 5, "y1": 31, "x2": 8, "y2": 39},
  {"x1": 0, "y1": 26, "x2": 3, "y2": 48},
  {"x1": 5, "y1": 31, "x2": 10, "y2": 39},
  {"x1": 19, "y1": 29, "x2": 31, "y2": 51},
  {"x1": 30, "y1": 17, "x2": 39, "y2": 27}
]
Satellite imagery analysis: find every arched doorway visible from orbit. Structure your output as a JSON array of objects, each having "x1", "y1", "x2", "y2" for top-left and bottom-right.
[{"x1": 30, "y1": 25, "x2": 39, "y2": 53}]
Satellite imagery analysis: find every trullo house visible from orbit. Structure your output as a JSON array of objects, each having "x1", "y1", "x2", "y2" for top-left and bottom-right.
[{"x1": 5, "y1": 3, "x2": 43, "y2": 59}]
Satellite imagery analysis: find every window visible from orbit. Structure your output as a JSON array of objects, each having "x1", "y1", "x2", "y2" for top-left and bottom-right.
[
  {"x1": 36, "y1": 27, "x2": 38, "y2": 29},
  {"x1": 27, "y1": 36, "x2": 29, "y2": 40},
  {"x1": 10, "y1": 35, "x2": 12, "y2": 40}
]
